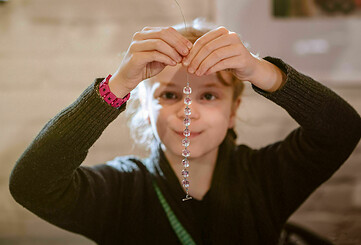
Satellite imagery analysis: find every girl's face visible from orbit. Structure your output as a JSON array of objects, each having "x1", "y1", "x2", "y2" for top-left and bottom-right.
[{"x1": 145, "y1": 64, "x2": 240, "y2": 159}]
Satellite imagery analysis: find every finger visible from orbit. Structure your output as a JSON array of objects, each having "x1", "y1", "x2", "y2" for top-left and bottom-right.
[
  {"x1": 203, "y1": 56, "x2": 241, "y2": 76},
  {"x1": 131, "y1": 39, "x2": 183, "y2": 63},
  {"x1": 167, "y1": 27, "x2": 193, "y2": 50},
  {"x1": 134, "y1": 51, "x2": 177, "y2": 68},
  {"x1": 195, "y1": 44, "x2": 243, "y2": 76},
  {"x1": 182, "y1": 26, "x2": 229, "y2": 67},
  {"x1": 187, "y1": 33, "x2": 238, "y2": 74},
  {"x1": 134, "y1": 27, "x2": 192, "y2": 57}
]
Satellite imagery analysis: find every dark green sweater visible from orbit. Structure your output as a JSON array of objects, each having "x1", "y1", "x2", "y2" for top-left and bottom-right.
[{"x1": 9, "y1": 57, "x2": 361, "y2": 245}]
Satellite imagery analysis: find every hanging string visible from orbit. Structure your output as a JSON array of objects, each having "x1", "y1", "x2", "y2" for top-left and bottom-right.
[
  {"x1": 173, "y1": 0, "x2": 193, "y2": 201},
  {"x1": 173, "y1": 0, "x2": 189, "y2": 87}
]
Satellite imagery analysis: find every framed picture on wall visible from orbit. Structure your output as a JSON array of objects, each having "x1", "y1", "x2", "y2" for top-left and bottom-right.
[{"x1": 273, "y1": 0, "x2": 361, "y2": 17}]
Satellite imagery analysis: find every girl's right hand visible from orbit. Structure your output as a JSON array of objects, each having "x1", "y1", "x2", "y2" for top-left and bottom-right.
[{"x1": 108, "y1": 26, "x2": 193, "y2": 97}]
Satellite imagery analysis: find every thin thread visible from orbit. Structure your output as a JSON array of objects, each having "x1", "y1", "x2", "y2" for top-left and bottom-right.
[
  {"x1": 173, "y1": 0, "x2": 190, "y2": 86},
  {"x1": 173, "y1": 0, "x2": 188, "y2": 32}
]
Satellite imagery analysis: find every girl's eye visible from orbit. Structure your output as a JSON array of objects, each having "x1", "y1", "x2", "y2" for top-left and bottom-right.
[
  {"x1": 160, "y1": 92, "x2": 178, "y2": 100},
  {"x1": 202, "y1": 93, "x2": 217, "y2": 101},
  {"x1": 159, "y1": 91, "x2": 217, "y2": 101}
]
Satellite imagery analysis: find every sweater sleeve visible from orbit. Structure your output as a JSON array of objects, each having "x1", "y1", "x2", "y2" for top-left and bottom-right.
[
  {"x1": 249, "y1": 56, "x2": 361, "y2": 225},
  {"x1": 9, "y1": 78, "x2": 129, "y2": 243}
]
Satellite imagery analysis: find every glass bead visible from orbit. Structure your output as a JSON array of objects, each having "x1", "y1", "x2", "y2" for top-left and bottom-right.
[
  {"x1": 182, "y1": 149, "x2": 190, "y2": 157},
  {"x1": 182, "y1": 138, "x2": 190, "y2": 147},
  {"x1": 184, "y1": 97, "x2": 192, "y2": 105},
  {"x1": 182, "y1": 179, "x2": 190, "y2": 188},
  {"x1": 182, "y1": 159, "x2": 189, "y2": 167},
  {"x1": 183, "y1": 128, "x2": 190, "y2": 137},
  {"x1": 182, "y1": 169, "x2": 189, "y2": 178},
  {"x1": 183, "y1": 117, "x2": 191, "y2": 126},
  {"x1": 183, "y1": 86, "x2": 192, "y2": 95},
  {"x1": 184, "y1": 107, "x2": 191, "y2": 116}
]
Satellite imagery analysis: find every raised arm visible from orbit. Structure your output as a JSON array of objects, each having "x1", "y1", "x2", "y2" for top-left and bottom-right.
[{"x1": 249, "y1": 56, "x2": 361, "y2": 224}]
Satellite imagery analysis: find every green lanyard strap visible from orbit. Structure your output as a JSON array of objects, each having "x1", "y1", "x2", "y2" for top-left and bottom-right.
[{"x1": 152, "y1": 180, "x2": 197, "y2": 245}]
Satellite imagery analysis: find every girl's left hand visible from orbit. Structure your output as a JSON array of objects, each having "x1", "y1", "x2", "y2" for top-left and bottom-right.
[
  {"x1": 182, "y1": 26, "x2": 287, "y2": 92},
  {"x1": 181, "y1": 26, "x2": 259, "y2": 81}
]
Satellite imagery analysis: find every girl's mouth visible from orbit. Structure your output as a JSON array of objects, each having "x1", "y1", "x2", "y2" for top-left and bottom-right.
[{"x1": 174, "y1": 130, "x2": 202, "y2": 138}]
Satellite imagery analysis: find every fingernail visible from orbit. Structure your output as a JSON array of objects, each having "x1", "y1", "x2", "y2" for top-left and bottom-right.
[
  {"x1": 187, "y1": 42, "x2": 193, "y2": 49},
  {"x1": 183, "y1": 59, "x2": 189, "y2": 66},
  {"x1": 183, "y1": 49, "x2": 188, "y2": 55},
  {"x1": 188, "y1": 67, "x2": 194, "y2": 73}
]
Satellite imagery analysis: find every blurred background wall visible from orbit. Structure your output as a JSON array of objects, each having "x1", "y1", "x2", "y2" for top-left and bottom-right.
[
  {"x1": 0, "y1": 0, "x2": 360, "y2": 244},
  {"x1": 217, "y1": 0, "x2": 361, "y2": 84}
]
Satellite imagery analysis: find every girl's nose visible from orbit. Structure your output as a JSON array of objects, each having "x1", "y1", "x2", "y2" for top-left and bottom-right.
[{"x1": 176, "y1": 98, "x2": 200, "y2": 120}]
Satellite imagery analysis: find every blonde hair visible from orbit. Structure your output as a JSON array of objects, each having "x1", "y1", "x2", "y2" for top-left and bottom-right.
[{"x1": 125, "y1": 18, "x2": 253, "y2": 152}]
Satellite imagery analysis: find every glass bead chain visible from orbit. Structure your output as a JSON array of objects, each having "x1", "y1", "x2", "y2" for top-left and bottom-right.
[
  {"x1": 182, "y1": 73, "x2": 193, "y2": 201},
  {"x1": 173, "y1": 0, "x2": 192, "y2": 201}
]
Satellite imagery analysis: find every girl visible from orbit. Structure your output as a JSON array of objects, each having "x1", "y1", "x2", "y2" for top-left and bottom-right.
[{"x1": 9, "y1": 19, "x2": 361, "y2": 244}]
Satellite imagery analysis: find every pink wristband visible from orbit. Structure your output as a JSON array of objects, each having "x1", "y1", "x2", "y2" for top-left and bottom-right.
[{"x1": 99, "y1": 74, "x2": 131, "y2": 108}]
